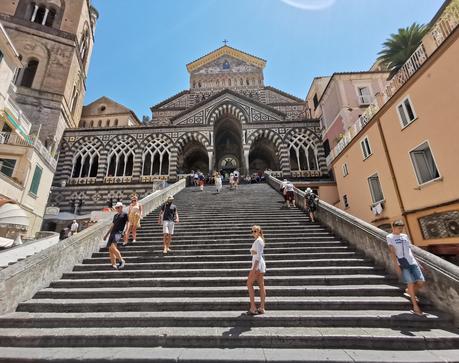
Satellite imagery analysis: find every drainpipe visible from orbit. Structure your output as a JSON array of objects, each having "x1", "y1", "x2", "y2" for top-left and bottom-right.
[{"x1": 376, "y1": 118, "x2": 413, "y2": 238}]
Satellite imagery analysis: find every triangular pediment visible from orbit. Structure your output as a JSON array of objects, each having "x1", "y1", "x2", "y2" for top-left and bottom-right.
[
  {"x1": 186, "y1": 45, "x2": 266, "y2": 74},
  {"x1": 191, "y1": 55, "x2": 262, "y2": 76},
  {"x1": 171, "y1": 90, "x2": 285, "y2": 126},
  {"x1": 82, "y1": 96, "x2": 133, "y2": 117}
]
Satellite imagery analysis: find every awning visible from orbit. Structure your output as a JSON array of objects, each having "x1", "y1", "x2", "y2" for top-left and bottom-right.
[
  {"x1": 0, "y1": 111, "x2": 32, "y2": 144},
  {"x1": 0, "y1": 203, "x2": 29, "y2": 228},
  {"x1": 43, "y1": 212, "x2": 92, "y2": 221}
]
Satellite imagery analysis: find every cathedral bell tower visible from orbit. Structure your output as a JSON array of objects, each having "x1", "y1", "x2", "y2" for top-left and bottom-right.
[{"x1": 0, "y1": 0, "x2": 98, "y2": 152}]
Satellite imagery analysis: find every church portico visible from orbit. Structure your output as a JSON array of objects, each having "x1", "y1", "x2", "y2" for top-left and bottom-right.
[{"x1": 48, "y1": 45, "x2": 331, "y2": 214}]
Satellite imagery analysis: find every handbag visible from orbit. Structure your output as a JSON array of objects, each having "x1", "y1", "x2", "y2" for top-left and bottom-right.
[{"x1": 397, "y1": 257, "x2": 412, "y2": 268}]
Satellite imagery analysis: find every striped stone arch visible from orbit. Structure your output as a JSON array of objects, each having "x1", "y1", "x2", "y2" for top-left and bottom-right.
[
  {"x1": 208, "y1": 101, "x2": 248, "y2": 125},
  {"x1": 246, "y1": 128, "x2": 288, "y2": 174},
  {"x1": 175, "y1": 131, "x2": 210, "y2": 153},
  {"x1": 284, "y1": 128, "x2": 327, "y2": 174}
]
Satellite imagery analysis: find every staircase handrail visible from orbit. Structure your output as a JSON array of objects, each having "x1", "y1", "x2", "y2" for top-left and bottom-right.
[{"x1": 267, "y1": 174, "x2": 459, "y2": 324}]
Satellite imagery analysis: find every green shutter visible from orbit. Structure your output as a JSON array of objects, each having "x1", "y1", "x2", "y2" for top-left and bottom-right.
[{"x1": 29, "y1": 165, "x2": 42, "y2": 196}]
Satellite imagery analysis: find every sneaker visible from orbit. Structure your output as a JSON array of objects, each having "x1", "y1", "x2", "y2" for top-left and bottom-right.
[
  {"x1": 117, "y1": 260, "x2": 125, "y2": 269},
  {"x1": 167, "y1": 247, "x2": 172, "y2": 252},
  {"x1": 163, "y1": 248, "x2": 168, "y2": 254},
  {"x1": 132, "y1": 239, "x2": 136, "y2": 243},
  {"x1": 111, "y1": 264, "x2": 118, "y2": 270}
]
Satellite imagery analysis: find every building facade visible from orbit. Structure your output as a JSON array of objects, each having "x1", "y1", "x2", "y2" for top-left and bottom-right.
[
  {"x1": 0, "y1": 22, "x2": 56, "y2": 237},
  {"x1": 0, "y1": 0, "x2": 98, "y2": 153},
  {"x1": 47, "y1": 46, "x2": 332, "y2": 216},
  {"x1": 328, "y1": 0, "x2": 459, "y2": 250}
]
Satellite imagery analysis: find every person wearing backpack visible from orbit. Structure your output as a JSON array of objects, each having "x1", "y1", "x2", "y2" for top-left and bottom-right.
[{"x1": 303, "y1": 187, "x2": 318, "y2": 222}]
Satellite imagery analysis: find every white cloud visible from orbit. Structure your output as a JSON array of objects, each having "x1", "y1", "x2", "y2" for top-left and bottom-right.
[{"x1": 280, "y1": 0, "x2": 336, "y2": 11}]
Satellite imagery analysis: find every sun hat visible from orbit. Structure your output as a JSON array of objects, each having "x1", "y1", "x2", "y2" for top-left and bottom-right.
[
  {"x1": 392, "y1": 220, "x2": 405, "y2": 227},
  {"x1": 167, "y1": 195, "x2": 174, "y2": 201}
]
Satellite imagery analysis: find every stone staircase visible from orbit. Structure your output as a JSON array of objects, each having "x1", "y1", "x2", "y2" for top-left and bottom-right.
[{"x1": 0, "y1": 184, "x2": 458, "y2": 362}]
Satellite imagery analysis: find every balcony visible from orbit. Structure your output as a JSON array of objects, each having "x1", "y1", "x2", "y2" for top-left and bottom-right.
[
  {"x1": 385, "y1": 1, "x2": 459, "y2": 99},
  {"x1": 326, "y1": 103, "x2": 380, "y2": 165},
  {"x1": 0, "y1": 132, "x2": 57, "y2": 170},
  {"x1": 3, "y1": 96, "x2": 32, "y2": 135}
]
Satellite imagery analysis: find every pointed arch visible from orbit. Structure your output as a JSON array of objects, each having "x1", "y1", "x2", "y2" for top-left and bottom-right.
[
  {"x1": 208, "y1": 101, "x2": 248, "y2": 125},
  {"x1": 70, "y1": 137, "x2": 103, "y2": 179},
  {"x1": 105, "y1": 135, "x2": 138, "y2": 177},
  {"x1": 175, "y1": 131, "x2": 210, "y2": 153},
  {"x1": 284, "y1": 128, "x2": 323, "y2": 172},
  {"x1": 141, "y1": 134, "x2": 173, "y2": 176}
]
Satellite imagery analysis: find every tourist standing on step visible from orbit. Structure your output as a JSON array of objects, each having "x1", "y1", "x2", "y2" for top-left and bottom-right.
[
  {"x1": 233, "y1": 169, "x2": 240, "y2": 189},
  {"x1": 158, "y1": 195, "x2": 179, "y2": 254},
  {"x1": 124, "y1": 193, "x2": 143, "y2": 245},
  {"x1": 280, "y1": 178, "x2": 288, "y2": 206},
  {"x1": 198, "y1": 172, "x2": 205, "y2": 191},
  {"x1": 247, "y1": 224, "x2": 266, "y2": 315},
  {"x1": 103, "y1": 202, "x2": 128, "y2": 270},
  {"x1": 229, "y1": 172, "x2": 235, "y2": 189},
  {"x1": 387, "y1": 220, "x2": 425, "y2": 316},
  {"x1": 69, "y1": 219, "x2": 79, "y2": 236},
  {"x1": 214, "y1": 172, "x2": 223, "y2": 193},
  {"x1": 285, "y1": 181, "x2": 296, "y2": 208},
  {"x1": 304, "y1": 188, "x2": 318, "y2": 222}
]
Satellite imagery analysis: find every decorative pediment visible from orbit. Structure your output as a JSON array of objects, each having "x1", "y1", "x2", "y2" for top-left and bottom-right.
[
  {"x1": 172, "y1": 91, "x2": 285, "y2": 126},
  {"x1": 191, "y1": 55, "x2": 261, "y2": 76},
  {"x1": 186, "y1": 45, "x2": 266, "y2": 73}
]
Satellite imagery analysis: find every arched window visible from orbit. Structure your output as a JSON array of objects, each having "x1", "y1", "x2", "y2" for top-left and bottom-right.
[
  {"x1": 246, "y1": 78, "x2": 250, "y2": 86},
  {"x1": 90, "y1": 120, "x2": 94, "y2": 127},
  {"x1": 142, "y1": 138, "x2": 171, "y2": 176},
  {"x1": 228, "y1": 78, "x2": 231, "y2": 86},
  {"x1": 240, "y1": 78, "x2": 243, "y2": 86},
  {"x1": 287, "y1": 133, "x2": 319, "y2": 171},
  {"x1": 114, "y1": 119, "x2": 118, "y2": 126},
  {"x1": 30, "y1": 4, "x2": 56, "y2": 27},
  {"x1": 81, "y1": 120, "x2": 86, "y2": 128},
  {"x1": 18, "y1": 59, "x2": 39, "y2": 88},
  {"x1": 71, "y1": 143, "x2": 99, "y2": 178},
  {"x1": 45, "y1": 8, "x2": 56, "y2": 27},
  {"x1": 98, "y1": 120, "x2": 102, "y2": 127},
  {"x1": 79, "y1": 28, "x2": 90, "y2": 62},
  {"x1": 106, "y1": 139, "x2": 135, "y2": 177},
  {"x1": 106, "y1": 119, "x2": 110, "y2": 127},
  {"x1": 70, "y1": 84, "x2": 79, "y2": 113}
]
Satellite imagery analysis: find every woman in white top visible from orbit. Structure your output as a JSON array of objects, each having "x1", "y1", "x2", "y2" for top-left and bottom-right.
[
  {"x1": 214, "y1": 173, "x2": 222, "y2": 193},
  {"x1": 247, "y1": 224, "x2": 266, "y2": 315}
]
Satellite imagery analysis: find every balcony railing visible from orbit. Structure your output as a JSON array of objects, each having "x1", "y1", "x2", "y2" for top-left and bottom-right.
[
  {"x1": 326, "y1": 103, "x2": 380, "y2": 165},
  {"x1": 0, "y1": 132, "x2": 57, "y2": 170},
  {"x1": 4, "y1": 97, "x2": 32, "y2": 135},
  {"x1": 385, "y1": 0, "x2": 459, "y2": 99}
]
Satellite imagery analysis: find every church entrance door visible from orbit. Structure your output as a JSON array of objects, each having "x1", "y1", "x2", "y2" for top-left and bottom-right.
[{"x1": 214, "y1": 117, "x2": 243, "y2": 176}]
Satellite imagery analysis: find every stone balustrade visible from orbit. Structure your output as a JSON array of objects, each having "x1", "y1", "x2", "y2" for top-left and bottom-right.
[{"x1": 267, "y1": 174, "x2": 459, "y2": 324}]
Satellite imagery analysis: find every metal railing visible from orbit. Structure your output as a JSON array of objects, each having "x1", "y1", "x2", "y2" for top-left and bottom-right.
[
  {"x1": 326, "y1": 103, "x2": 380, "y2": 165},
  {"x1": 0, "y1": 131, "x2": 57, "y2": 170},
  {"x1": 4, "y1": 97, "x2": 32, "y2": 134}
]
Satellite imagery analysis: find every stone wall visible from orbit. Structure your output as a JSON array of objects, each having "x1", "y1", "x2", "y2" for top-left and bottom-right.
[{"x1": 267, "y1": 175, "x2": 459, "y2": 324}]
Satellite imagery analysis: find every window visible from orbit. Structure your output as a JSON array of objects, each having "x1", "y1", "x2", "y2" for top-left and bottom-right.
[
  {"x1": 357, "y1": 86, "x2": 372, "y2": 105},
  {"x1": 360, "y1": 137, "x2": 372, "y2": 159},
  {"x1": 90, "y1": 120, "x2": 94, "y2": 127},
  {"x1": 114, "y1": 119, "x2": 118, "y2": 126},
  {"x1": 397, "y1": 96, "x2": 417, "y2": 127},
  {"x1": 29, "y1": 165, "x2": 42, "y2": 196},
  {"x1": 81, "y1": 120, "x2": 86, "y2": 128},
  {"x1": 410, "y1": 142, "x2": 440, "y2": 184},
  {"x1": 0, "y1": 159, "x2": 16, "y2": 177},
  {"x1": 0, "y1": 50, "x2": 3, "y2": 64},
  {"x1": 342, "y1": 163, "x2": 349, "y2": 177},
  {"x1": 288, "y1": 133, "x2": 319, "y2": 171},
  {"x1": 142, "y1": 137, "x2": 171, "y2": 176},
  {"x1": 313, "y1": 93, "x2": 319, "y2": 110},
  {"x1": 98, "y1": 120, "x2": 102, "y2": 127},
  {"x1": 70, "y1": 85, "x2": 79, "y2": 113},
  {"x1": 71, "y1": 143, "x2": 99, "y2": 178},
  {"x1": 18, "y1": 59, "x2": 39, "y2": 88},
  {"x1": 343, "y1": 194, "x2": 349, "y2": 208},
  {"x1": 368, "y1": 173, "x2": 384, "y2": 203},
  {"x1": 30, "y1": 4, "x2": 55, "y2": 27},
  {"x1": 79, "y1": 29, "x2": 90, "y2": 62},
  {"x1": 106, "y1": 139, "x2": 135, "y2": 177},
  {"x1": 106, "y1": 120, "x2": 110, "y2": 127}
]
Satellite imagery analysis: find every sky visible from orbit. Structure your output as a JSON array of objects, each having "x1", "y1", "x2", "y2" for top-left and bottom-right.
[{"x1": 86, "y1": 0, "x2": 444, "y2": 119}]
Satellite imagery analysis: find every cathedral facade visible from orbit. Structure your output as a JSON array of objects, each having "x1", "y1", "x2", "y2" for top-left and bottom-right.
[{"x1": 49, "y1": 46, "x2": 329, "y2": 215}]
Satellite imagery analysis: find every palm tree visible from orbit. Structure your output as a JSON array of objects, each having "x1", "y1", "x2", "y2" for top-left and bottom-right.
[{"x1": 377, "y1": 23, "x2": 429, "y2": 77}]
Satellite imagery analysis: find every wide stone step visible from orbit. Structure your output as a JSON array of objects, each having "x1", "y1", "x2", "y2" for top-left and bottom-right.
[
  {"x1": 34, "y1": 285, "x2": 402, "y2": 299},
  {"x1": 16, "y1": 296, "x2": 413, "y2": 313},
  {"x1": 50, "y1": 274, "x2": 393, "y2": 288},
  {"x1": 1, "y1": 347, "x2": 459, "y2": 363},
  {"x1": 0, "y1": 310, "x2": 448, "y2": 329},
  {"x1": 73, "y1": 259, "x2": 372, "y2": 271},
  {"x1": 98, "y1": 245, "x2": 351, "y2": 255},
  {"x1": 137, "y1": 225, "x2": 328, "y2": 232},
  {"x1": 62, "y1": 266, "x2": 380, "y2": 279},
  {"x1": 87, "y1": 251, "x2": 361, "y2": 263},
  {"x1": 1, "y1": 327, "x2": 458, "y2": 350}
]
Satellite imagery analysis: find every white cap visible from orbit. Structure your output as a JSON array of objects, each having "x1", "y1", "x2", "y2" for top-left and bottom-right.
[
  {"x1": 114, "y1": 202, "x2": 124, "y2": 208},
  {"x1": 306, "y1": 188, "x2": 312, "y2": 193}
]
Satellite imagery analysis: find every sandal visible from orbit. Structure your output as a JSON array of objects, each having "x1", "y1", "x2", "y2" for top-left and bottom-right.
[
  {"x1": 257, "y1": 308, "x2": 265, "y2": 315},
  {"x1": 247, "y1": 309, "x2": 258, "y2": 316}
]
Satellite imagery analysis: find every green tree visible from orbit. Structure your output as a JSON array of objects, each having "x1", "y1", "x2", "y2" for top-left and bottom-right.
[{"x1": 377, "y1": 23, "x2": 429, "y2": 76}]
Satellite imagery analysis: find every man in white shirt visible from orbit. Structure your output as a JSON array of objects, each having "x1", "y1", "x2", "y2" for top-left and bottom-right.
[
  {"x1": 387, "y1": 220, "x2": 425, "y2": 316},
  {"x1": 69, "y1": 220, "x2": 79, "y2": 236}
]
